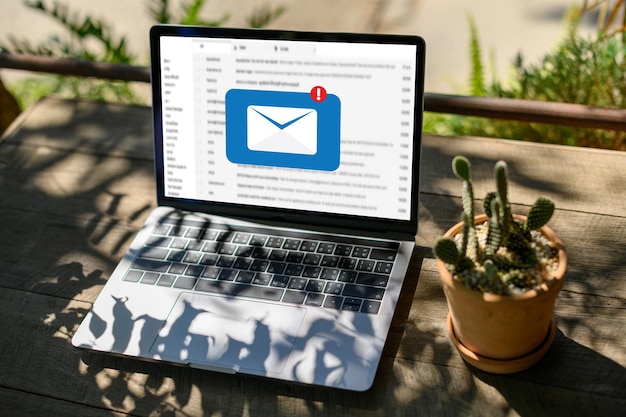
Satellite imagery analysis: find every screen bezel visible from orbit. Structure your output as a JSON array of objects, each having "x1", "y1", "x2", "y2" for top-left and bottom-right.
[{"x1": 149, "y1": 25, "x2": 425, "y2": 237}]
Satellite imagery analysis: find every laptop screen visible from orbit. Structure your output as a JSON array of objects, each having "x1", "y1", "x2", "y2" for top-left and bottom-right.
[{"x1": 150, "y1": 26, "x2": 425, "y2": 235}]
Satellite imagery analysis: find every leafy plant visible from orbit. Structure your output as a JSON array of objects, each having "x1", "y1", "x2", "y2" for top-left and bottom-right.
[
  {"x1": 432, "y1": 156, "x2": 558, "y2": 295},
  {"x1": 424, "y1": 3, "x2": 626, "y2": 151},
  {"x1": 1, "y1": 0, "x2": 285, "y2": 109}
]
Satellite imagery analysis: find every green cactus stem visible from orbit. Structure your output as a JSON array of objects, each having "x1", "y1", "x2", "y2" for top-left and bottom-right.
[
  {"x1": 433, "y1": 237, "x2": 460, "y2": 266},
  {"x1": 452, "y1": 156, "x2": 478, "y2": 258},
  {"x1": 525, "y1": 196, "x2": 555, "y2": 231}
]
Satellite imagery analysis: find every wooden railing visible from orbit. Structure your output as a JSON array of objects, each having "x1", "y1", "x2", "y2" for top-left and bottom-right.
[{"x1": 1, "y1": 53, "x2": 625, "y2": 131}]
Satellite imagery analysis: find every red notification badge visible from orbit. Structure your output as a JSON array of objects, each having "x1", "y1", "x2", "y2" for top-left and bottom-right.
[{"x1": 310, "y1": 85, "x2": 327, "y2": 102}]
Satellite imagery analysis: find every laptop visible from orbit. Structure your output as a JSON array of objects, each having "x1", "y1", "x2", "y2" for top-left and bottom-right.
[{"x1": 72, "y1": 24, "x2": 426, "y2": 391}]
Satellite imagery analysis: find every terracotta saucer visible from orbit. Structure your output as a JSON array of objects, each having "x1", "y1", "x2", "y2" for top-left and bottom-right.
[{"x1": 446, "y1": 313, "x2": 556, "y2": 374}]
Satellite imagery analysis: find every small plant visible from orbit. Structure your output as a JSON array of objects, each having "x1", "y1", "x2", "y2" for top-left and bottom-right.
[
  {"x1": 433, "y1": 156, "x2": 559, "y2": 295},
  {"x1": 1, "y1": 0, "x2": 285, "y2": 109}
]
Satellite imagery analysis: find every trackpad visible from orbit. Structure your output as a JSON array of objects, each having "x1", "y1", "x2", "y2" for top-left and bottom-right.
[{"x1": 150, "y1": 292, "x2": 306, "y2": 374}]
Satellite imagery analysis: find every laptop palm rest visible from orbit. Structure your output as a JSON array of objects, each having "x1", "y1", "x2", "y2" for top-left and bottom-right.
[{"x1": 150, "y1": 293, "x2": 306, "y2": 374}]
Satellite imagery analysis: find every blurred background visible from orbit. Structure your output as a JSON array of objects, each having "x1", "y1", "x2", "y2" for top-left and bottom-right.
[{"x1": 1, "y1": 0, "x2": 623, "y2": 149}]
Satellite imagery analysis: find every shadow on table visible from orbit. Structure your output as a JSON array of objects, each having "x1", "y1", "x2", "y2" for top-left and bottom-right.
[{"x1": 472, "y1": 328, "x2": 626, "y2": 417}]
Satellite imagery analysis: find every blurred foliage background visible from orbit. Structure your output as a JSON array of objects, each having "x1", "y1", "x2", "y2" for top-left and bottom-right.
[{"x1": 1, "y1": 0, "x2": 624, "y2": 149}]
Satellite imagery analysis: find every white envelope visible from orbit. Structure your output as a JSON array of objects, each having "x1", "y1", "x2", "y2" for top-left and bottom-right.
[{"x1": 247, "y1": 105, "x2": 317, "y2": 155}]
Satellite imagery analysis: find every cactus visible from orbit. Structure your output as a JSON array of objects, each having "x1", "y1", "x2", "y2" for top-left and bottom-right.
[
  {"x1": 433, "y1": 156, "x2": 557, "y2": 294},
  {"x1": 452, "y1": 156, "x2": 478, "y2": 258},
  {"x1": 525, "y1": 196, "x2": 555, "y2": 231}
]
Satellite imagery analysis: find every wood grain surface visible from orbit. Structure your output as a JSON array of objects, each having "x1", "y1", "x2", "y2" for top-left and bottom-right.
[{"x1": 1, "y1": 97, "x2": 624, "y2": 417}]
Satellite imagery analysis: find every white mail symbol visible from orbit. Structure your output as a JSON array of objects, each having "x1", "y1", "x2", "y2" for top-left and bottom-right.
[{"x1": 247, "y1": 105, "x2": 318, "y2": 155}]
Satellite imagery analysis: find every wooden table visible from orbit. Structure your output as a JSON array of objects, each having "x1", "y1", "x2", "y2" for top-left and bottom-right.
[{"x1": 1, "y1": 97, "x2": 625, "y2": 416}]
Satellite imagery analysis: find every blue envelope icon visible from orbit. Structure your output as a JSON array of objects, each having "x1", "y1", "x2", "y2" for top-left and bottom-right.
[{"x1": 225, "y1": 89, "x2": 341, "y2": 171}]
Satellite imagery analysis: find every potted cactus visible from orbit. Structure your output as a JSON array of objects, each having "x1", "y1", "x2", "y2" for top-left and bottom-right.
[{"x1": 433, "y1": 156, "x2": 567, "y2": 374}]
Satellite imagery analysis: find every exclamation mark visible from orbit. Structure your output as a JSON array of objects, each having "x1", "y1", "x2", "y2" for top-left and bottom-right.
[{"x1": 310, "y1": 85, "x2": 327, "y2": 102}]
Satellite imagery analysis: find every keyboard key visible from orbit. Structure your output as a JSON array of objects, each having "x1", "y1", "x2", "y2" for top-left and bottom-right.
[
  {"x1": 306, "y1": 280, "x2": 325, "y2": 293},
  {"x1": 352, "y1": 247, "x2": 371, "y2": 258},
  {"x1": 183, "y1": 227, "x2": 203, "y2": 239},
  {"x1": 284, "y1": 264, "x2": 303, "y2": 276},
  {"x1": 266, "y1": 237, "x2": 284, "y2": 248},
  {"x1": 170, "y1": 238, "x2": 188, "y2": 249},
  {"x1": 186, "y1": 240, "x2": 204, "y2": 251},
  {"x1": 167, "y1": 251, "x2": 185, "y2": 262},
  {"x1": 140, "y1": 272, "x2": 159, "y2": 285},
  {"x1": 157, "y1": 274, "x2": 176, "y2": 287},
  {"x1": 147, "y1": 235, "x2": 172, "y2": 247},
  {"x1": 235, "y1": 245, "x2": 254, "y2": 257},
  {"x1": 302, "y1": 266, "x2": 321, "y2": 278},
  {"x1": 356, "y1": 273, "x2": 389, "y2": 287},
  {"x1": 168, "y1": 263, "x2": 187, "y2": 275},
  {"x1": 288, "y1": 277, "x2": 307, "y2": 290},
  {"x1": 324, "y1": 282, "x2": 344, "y2": 295},
  {"x1": 369, "y1": 248, "x2": 397, "y2": 261},
  {"x1": 140, "y1": 247, "x2": 169, "y2": 260},
  {"x1": 218, "y1": 243, "x2": 237, "y2": 255},
  {"x1": 184, "y1": 265, "x2": 204, "y2": 277},
  {"x1": 250, "y1": 235, "x2": 267, "y2": 246},
  {"x1": 282, "y1": 290, "x2": 307, "y2": 305},
  {"x1": 153, "y1": 224, "x2": 171, "y2": 235},
  {"x1": 361, "y1": 300, "x2": 381, "y2": 314},
  {"x1": 235, "y1": 271, "x2": 255, "y2": 283},
  {"x1": 342, "y1": 297, "x2": 362, "y2": 311},
  {"x1": 375, "y1": 261, "x2": 394, "y2": 274},
  {"x1": 216, "y1": 256, "x2": 235, "y2": 268},
  {"x1": 195, "y1": 280, "x2": 283, "y2": 301},
  {"x1": 253, "y1": 273, "x2": 272, "y2": 286},
  {"x1": 342, "y1": 303, "x2": 361, "y2": 312},
  {"x1": 286, "y1": 252, "x2": 304, "y2": 263},
  {"x1": 183, "y1": 251, "x2": 202, "y2": 263},
  {"x1": 356, "y1": 260, "x2": 376, "y2": 272},
  {"x1": 320, "y1": 268, "x2": 339, "y2": 281},
  {"x1": 338, "y1": 270, "x2": 358, "y2": 283},
  {"x1": 320, "y1": 255, "x2": 339, "y2": 267},
  {"x1": 216, "y1": 231, "x2": 233, "y2": 242},
  {"x1": 334, "y1": 245, "x2": 353, "y2": 256},
  {"x1": 283, "y1": 239, "x2": 301, "y2": 250},
  {"x1": 233, "y1": 258, "x2": 253, "y2": 270},
  {"x1": 270, "y1": 275, "x2": 289, "y2": 288},
  {"x1": 317, "y1": 242, "x2": 335, "y2": 254},
  {"x1": 268, "y1": 249, "x2": 288, "y2": 261},
  {"x1": 168, "y1": 226, "x2": 187, "y2": 237},
  {"x1": 200, "y1": 254, "x2": 218, "y2": 265},
  {"x1": 218, "y1": 269, "x2": 238, "y2": 281},
  {"x1": 303, "y1": 253, "x2": 322, "y2": 265},
  {"x1": 251, "y1": 247, "x2": 271, "y2": 259},
  {"x1": 202, "y1": 242, "x2": 220, "y2": 253},
  {"x1": 124, "y1": 270, "x2": 143, "y2": 282},
  {"x1": 299, "y1": 240, "x2": 318, "y2": 252},
  {"x1": 250, "y1": 260, "x2": 270, "y2": 272},
  {"x1": 232, "y1": 232, "x2": 251, "y2": 244},
  {"x1": 174, "y1": 276, "x2": 197, "y2": 290},
  {"x1": 323, "y1": 296, "x2": 343, "y2": 309},
  {"x1": 338, "y1": 257, "x2": 357, "y2": 269},
  {"x1": 267, "y1": 262, "x2": 287, "y2": 274},
  {"x1": 305, "y1": 293, "x2": 325, "y2": 307},
  {"x1": 201, "y1": 266, "x2": 220, "y2": 279},
  {"x1": 343, "y1": 284, "x2": 385, "y2": 300}
]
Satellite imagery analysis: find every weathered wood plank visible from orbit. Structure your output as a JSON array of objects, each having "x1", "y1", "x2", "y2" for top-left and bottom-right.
[
  {"x1": 1, "y1": 97, "x2": 154, "y2": 159},
  {"x1": 0, "y1": 388, "x2": 126, "y2": 417},
  {"x1": 420, "y1": 134, "x2": 626, "y2": 217},
  {"x1": 1, "y1": 287, "x2": 624, "y2": 417}
]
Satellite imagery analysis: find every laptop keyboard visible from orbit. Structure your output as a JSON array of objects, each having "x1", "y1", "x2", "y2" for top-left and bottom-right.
[{"x1": 123, "y1": 218, "x2": 400, "y2": 315}]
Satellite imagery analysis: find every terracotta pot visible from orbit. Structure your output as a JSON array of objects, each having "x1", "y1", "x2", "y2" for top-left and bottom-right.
[{"x1": 436, "y1": 214, "x2": 567, "y2": 373}]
